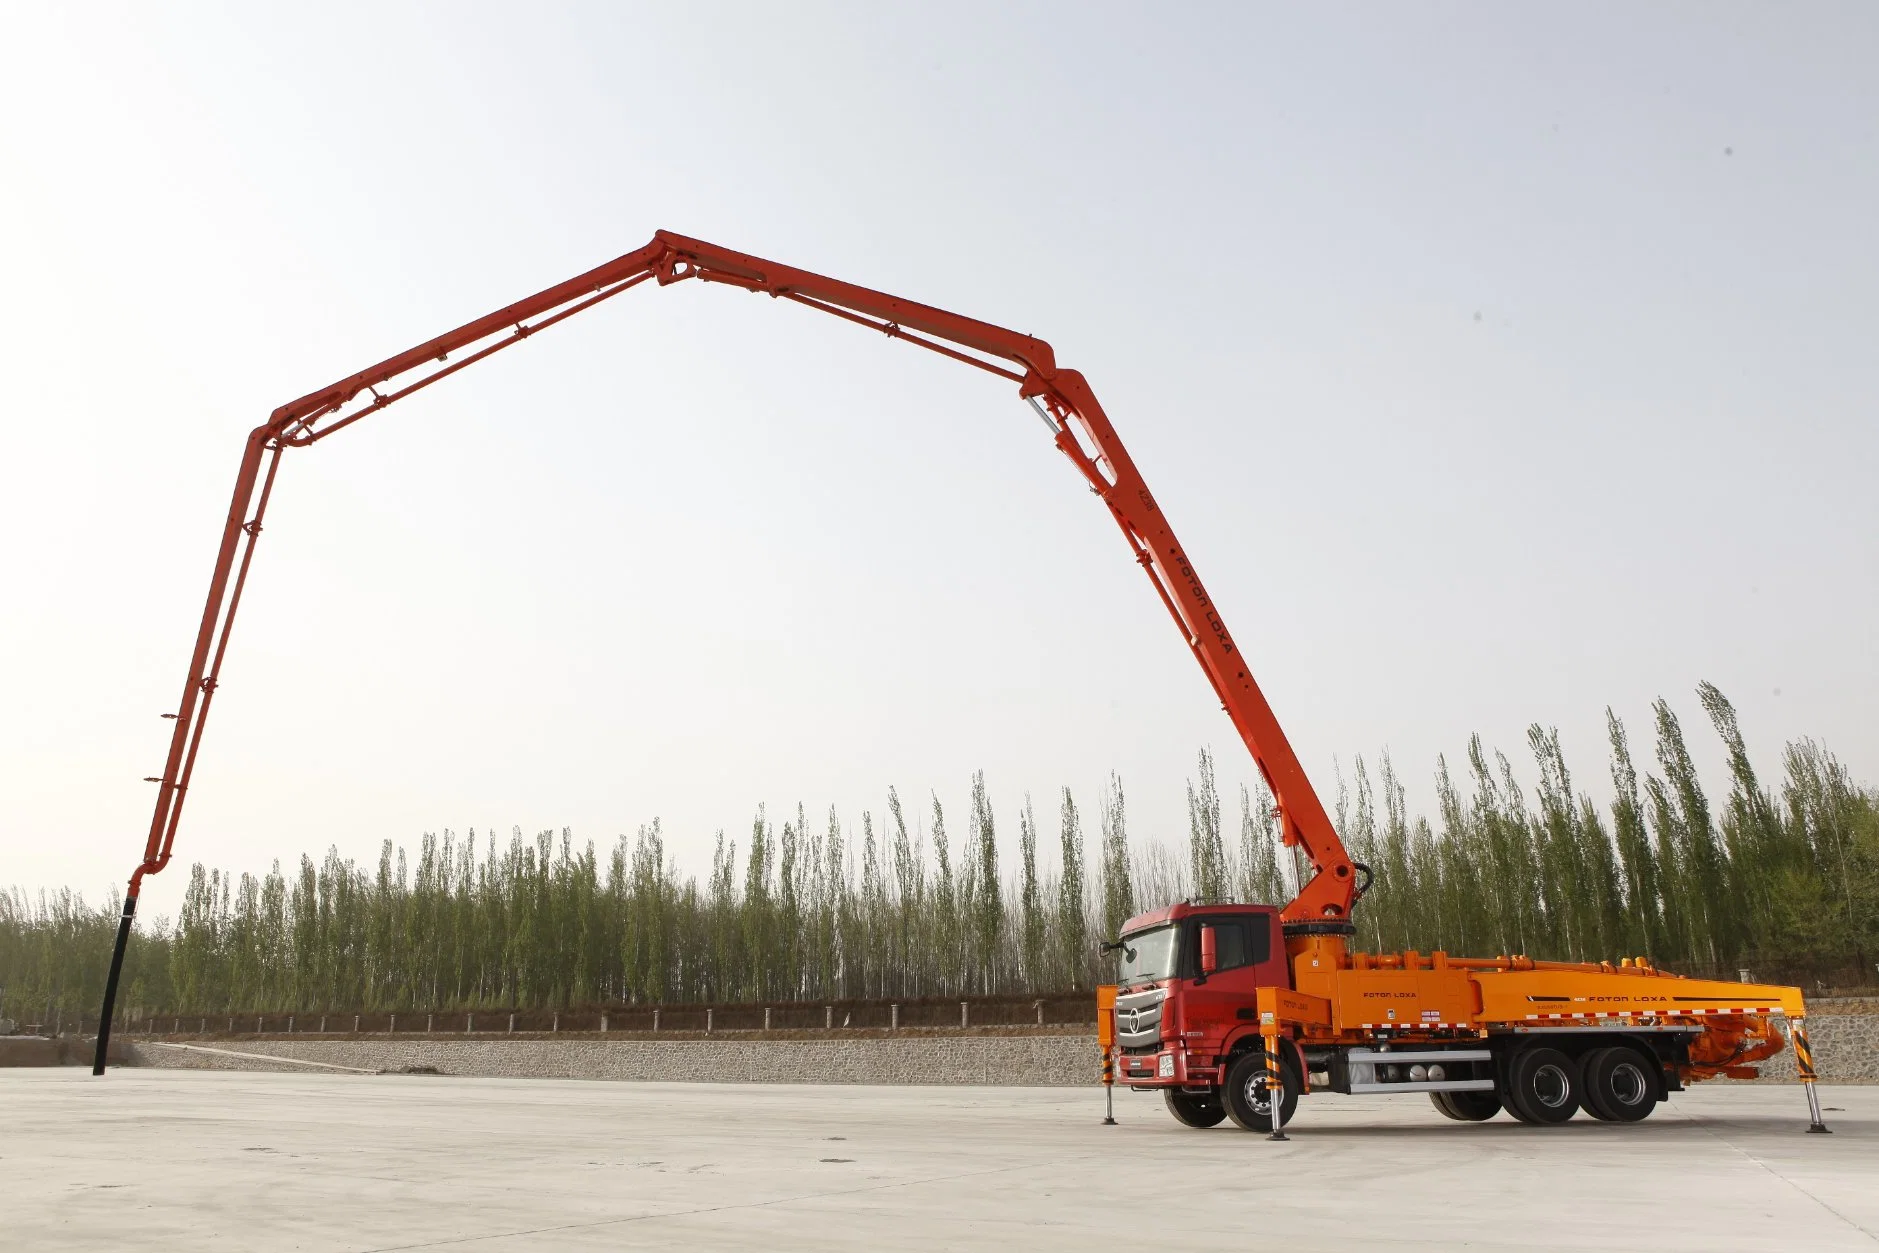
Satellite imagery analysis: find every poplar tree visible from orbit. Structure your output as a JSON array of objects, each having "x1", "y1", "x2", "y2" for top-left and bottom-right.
[
  {"x1": 967, "y1": 772, "x2": 1002, "y2": 993},
  {"x1": 1237, "y1": 781, "x2": 1284, "y2": 907},
  {"x1": 777, "y1": 806, "x2": 804, "y2": 997},
  {"x1": 1653, "y1": 697, "x2": 1730, "y2": 966},
  {"x1": 1057, "y1": 786, "x2": 1089, "y2": 988},
  {"x1": 1407, "y1": 815, "x2": 1443, "y2": 951},
  {"x1": 1099, "y1": 772, "x2": 1135, "y2": 940},
  {"x1": 858, "y1": 812, "x2": 884, "y2": 997},
  {"x1": 887, "y1": 786, "x2": 923, "y2": 996},
  {"x1": 1781, "y1": 740, "x2": 1878, "y2": 968},
  {"x1": 1186, "y1": 748, "x2": 1228, "y2": 903},
  {"x1": 741, "y1": 807, "x2": 772, "y2": 1000},
  {"x1": 1375, "y1": 752, "x2": 1414, "y2": 951},
  {"x1": 1433, "y1": 755, "x2": 1477, "y2": 954},
  {"x1": 1017, "y1": 793, "x2": 1044, "y2": 990},
  {"x1": 1699, "y1": 681, "x2": 1787, "y2": 944},
  {"x1": 930, "y1": 793, "x2": 957, "y2": 994},
  {"x1": 1528, "y1": 725, "x2": 1586, "y2": 959},
  {"x1": 707, "y1": 832, "x2": 737, "y2": 1001}
]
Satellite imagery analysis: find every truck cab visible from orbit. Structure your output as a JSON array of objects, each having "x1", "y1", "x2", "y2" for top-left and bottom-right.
[{"x1": 1112, "y1": 901, "x2": 1289, "y2": 1093}]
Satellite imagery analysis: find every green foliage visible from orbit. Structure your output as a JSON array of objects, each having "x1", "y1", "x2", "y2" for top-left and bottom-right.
[
  {"x1": 6, "y1": 684, "x2": 1875, "y2": 1024},
  {"x1": 1236, "y1": 782, "x2": 1285, "y2": 909},
  {"x1": 1017, "y1": 794, "x2": 1045, "y2": 992},
  {"x1": 1099, "y1": 771, "x2": 1135, "y2": 941},
  {"x1": 1185, "y1": 748, "x2": 1228, "y2": 904},
  {"x1": 968, "y1": 771, "x2": 1002, "y2": 994},
  {"x1": 1343, "y1": 687, "x2": 1877, "y2": 983},
  {"x1": 1056, "y1": 787, "x2": 1088, "y2": 989}
]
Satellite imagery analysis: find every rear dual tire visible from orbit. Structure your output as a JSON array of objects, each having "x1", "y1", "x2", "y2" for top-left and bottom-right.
[
  {"x1": 1500, "y1": 1043, "x2": 1660, "y2": 1125},
  {"x1": 1505, "y1": 1046, "x2": 1581, "y2": 1124},
  {"x1": 1580, "y1": 1046, "x2": 1659, "y2": 1122}
]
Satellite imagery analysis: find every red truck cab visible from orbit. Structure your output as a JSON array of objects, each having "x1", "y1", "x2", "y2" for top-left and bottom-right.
[{"x1": 1112, "y1": 901, "x2": 1291, "y2": 1091}]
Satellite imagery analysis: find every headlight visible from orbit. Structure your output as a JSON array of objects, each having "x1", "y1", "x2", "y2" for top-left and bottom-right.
[{"x1": 1158, "y1": 1053, "x2": 1175, "y2": 1077}]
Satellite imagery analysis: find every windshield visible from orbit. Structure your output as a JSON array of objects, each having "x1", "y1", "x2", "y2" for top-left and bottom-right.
[{"x1": 1116, "y1": 924, "x2": 1178, "y2": 987}]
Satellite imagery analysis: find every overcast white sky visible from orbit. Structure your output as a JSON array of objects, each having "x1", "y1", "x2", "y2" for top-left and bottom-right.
[{"x1": 2, "y1": 2, "x2": 1874, "y2": 920}]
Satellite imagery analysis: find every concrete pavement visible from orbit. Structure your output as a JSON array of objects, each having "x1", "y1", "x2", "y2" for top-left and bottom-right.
[{"x1": 6, "y1": 1070, "x2": 1874, "y2": 1250}]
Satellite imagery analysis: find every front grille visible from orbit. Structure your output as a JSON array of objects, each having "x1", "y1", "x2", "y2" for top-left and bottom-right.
[{"x1": 1115, "y1": 987, "x2": 1166, "y2": 1049}]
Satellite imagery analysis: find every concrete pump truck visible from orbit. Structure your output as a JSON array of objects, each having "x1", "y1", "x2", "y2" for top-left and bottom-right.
[{"x1": 89, "y1": 232, "x2": 1827, "y2": 1138}]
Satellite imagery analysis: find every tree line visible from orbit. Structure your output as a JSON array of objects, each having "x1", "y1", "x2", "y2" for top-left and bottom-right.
[{"x1": 2, "y1": 682, "x2": 1873, "y2": 1025}]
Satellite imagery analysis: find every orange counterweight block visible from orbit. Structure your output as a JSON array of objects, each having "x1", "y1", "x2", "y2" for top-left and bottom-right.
[{"x1": 1284, "y1": 932, "x2": 1482, "y2": 1037}]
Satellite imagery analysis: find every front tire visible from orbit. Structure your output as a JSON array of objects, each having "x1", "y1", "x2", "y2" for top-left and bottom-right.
[
  {"x1": 1580, "y1": 1046, "x2": 1658, "y2": 1123},
  {"x1": 1222, "y1": 1047, "x2": 1300, "y2": 1133},
  {"x1": 1430, "y1": 1090, "x2": 1503, "y2": 1122},
  {"x1": 1505, "y1": 1046, "x2": 1581, "y2": 1125},
  {"x1": 1164, "y1": 1088, "x2": 1227, "y2": 1128}
]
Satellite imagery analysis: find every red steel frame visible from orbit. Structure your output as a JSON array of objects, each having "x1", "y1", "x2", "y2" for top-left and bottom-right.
[{"x1": 92, "y1": 231, "x2": 1359, "y2": 1072}]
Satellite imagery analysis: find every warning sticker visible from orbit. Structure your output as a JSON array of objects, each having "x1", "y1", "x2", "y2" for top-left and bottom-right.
[{"x1": 1422, "y1": 1009, "x2": 1441, "y2": 1022}]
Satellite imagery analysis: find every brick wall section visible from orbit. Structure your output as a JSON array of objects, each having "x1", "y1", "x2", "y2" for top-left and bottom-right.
[{"x1": 118, "y1": 1014, "x2": 1878, "y2": 1085}]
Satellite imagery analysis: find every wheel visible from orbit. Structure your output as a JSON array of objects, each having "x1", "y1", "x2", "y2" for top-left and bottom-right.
[
  {"x1": 1222, "y1": 1047, "x2": 1300, "y2": 1133},
  {"x1": 1164, "y1": 1088, "x2": 1227, "y2": 1128},
  {"x1": 1580, "y1": 1046, "x2": 1658, "y2": 1123},
  {"x1": 1430, "y1": 1090, "x2": 1503, "y2": 1121},
  {"x1": 1505, "y1": 1046, "x2": 1581, "y2": 1125}
]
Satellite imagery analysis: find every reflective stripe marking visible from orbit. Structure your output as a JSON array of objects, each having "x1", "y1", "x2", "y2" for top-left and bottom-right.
[{"x1": 1522, "y1": 1007, "x2": 1777, "y2": 1021}]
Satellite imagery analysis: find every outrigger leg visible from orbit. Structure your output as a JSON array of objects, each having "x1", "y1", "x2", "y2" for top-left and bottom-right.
[
  {"x1": 1264, "y1": 1027, "x2": 1289, "y2": 1142},
  {"x1": 1793, "y1": 1018, "x2": 1831, "y2": 1134}
]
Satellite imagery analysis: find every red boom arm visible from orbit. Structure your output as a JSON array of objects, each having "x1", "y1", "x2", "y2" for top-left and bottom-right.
[{"x1": 93, "y1": 231, "x2": 1358, "y2": 1072}]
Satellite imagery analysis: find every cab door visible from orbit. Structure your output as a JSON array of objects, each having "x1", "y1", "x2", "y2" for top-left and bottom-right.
[{"x1": 1177, "y1": 911, "x2": 1277, "y2": 1071}]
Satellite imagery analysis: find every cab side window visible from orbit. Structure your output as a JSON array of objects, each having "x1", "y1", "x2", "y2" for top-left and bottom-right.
[
  {"x1": 1185, "y1": 914, "x2": 1271, "y2": 974},
  {"x1": 1212, "y1": 920, "x2": 1253, "y2": 972}
]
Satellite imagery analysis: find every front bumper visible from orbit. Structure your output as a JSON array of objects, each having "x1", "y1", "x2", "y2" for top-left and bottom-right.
[{"x1": 1117, "y1": 1048, "x2": 1225, "y2": 1088}]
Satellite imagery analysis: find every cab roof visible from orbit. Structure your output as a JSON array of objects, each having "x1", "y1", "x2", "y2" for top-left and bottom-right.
[{"x1": 1119, "y1": 899, "x2": 1270, "y2": 934}]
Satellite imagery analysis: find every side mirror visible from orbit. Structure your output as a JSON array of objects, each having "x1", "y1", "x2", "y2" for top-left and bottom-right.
[{"x1": 1199, "y1": 925, "x2": 1218, "y2": 975}]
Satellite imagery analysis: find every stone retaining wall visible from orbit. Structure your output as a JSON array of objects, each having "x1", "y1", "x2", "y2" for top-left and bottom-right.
[
  {"x1": 118, "y1": 1013, "x2": 1879, "y2": 1085},
  {"x1": 125, "y1": 1033, "x2": 1097, "y2": 1085}
]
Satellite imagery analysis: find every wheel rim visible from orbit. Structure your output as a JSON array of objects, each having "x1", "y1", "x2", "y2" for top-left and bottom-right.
[
  {"x1": 1533, "y1": 1063, "x2": 1571, "y2": 1109},
  {"x1": 1610, "y1": 1060, "x2": 1647, "y2": 1107},
  {"x1": 1244, "y1": 1074, "x2": 1272, "y2": 1116}
]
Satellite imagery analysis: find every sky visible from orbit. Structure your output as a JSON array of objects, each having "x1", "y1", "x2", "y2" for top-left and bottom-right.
[{"x1": 1, "y1": 2, "x2": 1874, "y2": 922}]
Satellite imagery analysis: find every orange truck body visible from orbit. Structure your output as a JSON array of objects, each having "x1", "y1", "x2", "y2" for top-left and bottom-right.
[{"x1": 1103, "y1": 901, "x2": 1822, "y2": 1133}]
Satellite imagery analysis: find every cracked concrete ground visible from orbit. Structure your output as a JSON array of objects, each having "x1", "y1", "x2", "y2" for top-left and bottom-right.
[{"x1": 7, "y1": 1070, "x2": 1874, "y2": 1250}]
